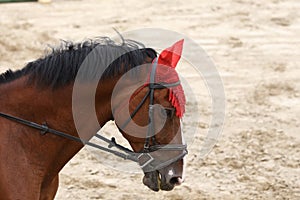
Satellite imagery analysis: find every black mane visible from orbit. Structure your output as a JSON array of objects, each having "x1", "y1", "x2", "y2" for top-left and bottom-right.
[{"x1": 0, "y1": 37, "x2": 157, "y2": 88}]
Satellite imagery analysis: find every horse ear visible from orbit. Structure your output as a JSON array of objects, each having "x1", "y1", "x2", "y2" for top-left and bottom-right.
[{"x1": 157, "y1": 39, "x2": 184, "y2": 68}]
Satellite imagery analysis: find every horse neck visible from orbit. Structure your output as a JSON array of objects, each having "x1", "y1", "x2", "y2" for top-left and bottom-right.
[
  {"x1": 0, "y1": 76, "x2": 76, "y2": 131},
  {"x1": 0, "y1": 76, "x2": 115, "y2": 179}
]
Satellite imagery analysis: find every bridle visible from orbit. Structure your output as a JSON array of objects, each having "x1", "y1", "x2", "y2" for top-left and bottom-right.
[
  {"x1": 117, "y1": 58, "x2": 187, "y2": 171},
  {"x1": 0, "y1": 58, "x2": 187, "y2": 172}
]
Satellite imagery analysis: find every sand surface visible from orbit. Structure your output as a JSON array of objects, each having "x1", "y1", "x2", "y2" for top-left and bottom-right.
[{"x1": 0, "y1": 0, "x2": 299, "y2": 199}]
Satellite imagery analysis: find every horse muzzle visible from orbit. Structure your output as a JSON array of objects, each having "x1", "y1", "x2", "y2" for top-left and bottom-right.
[{"x1": 142, "y1": 160, "x2": 184, "y2": 191}]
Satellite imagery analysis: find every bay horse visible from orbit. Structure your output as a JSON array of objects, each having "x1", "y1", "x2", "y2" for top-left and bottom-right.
[{"x1": 0, "y1": 37, "x2": 187, "y2": 199}]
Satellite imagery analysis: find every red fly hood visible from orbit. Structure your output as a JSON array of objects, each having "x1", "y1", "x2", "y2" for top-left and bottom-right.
[{"x1": 154, "y1": 39, "x2": 186, "y2": 117}]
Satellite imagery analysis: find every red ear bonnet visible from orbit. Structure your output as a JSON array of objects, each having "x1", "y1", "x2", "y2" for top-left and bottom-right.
[
  {"x1": 157, "y1": 39, "x2": 184, "y2": 69},
  {"x1": 153, "y1": 39, "x2": 186, "y2": 117}
]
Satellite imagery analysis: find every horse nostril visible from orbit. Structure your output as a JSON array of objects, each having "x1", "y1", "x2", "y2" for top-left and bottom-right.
[{"x1": 169, "y1": 177, "x2": 183, "y2": 186}]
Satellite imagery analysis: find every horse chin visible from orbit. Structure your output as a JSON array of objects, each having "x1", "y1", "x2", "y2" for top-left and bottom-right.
[
  {"x1": 143, "y1": 171, "x2": 160, "y2": 192},
  {"x1": 142, "y1": 171, "x2": 176, "y2": 191}
]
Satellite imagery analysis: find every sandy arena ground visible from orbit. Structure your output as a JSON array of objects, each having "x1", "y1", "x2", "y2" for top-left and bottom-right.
[{"x1": 0, "y1": 0, "x2": 299, "y2": 199}]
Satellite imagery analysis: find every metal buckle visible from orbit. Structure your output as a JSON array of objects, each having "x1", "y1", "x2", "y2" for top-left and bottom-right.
[
  {"x1": 40, "y1": 122, "x2": 48, "y2": 135},
  {"x1": 137, "y1": 153, "x2": 154, "y2": 169}
]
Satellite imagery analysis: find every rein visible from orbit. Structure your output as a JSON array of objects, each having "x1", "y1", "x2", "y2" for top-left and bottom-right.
[
  {"x1": 0, "y1": 58, "x2": 187, "y2": 172},
  {"x1": 0, "y1": 112, "x2": 138, "y2": 162}
]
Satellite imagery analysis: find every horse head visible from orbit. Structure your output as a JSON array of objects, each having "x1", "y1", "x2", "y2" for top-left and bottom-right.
[{"x1": 113, "y1": 40, "x2": 187, "y2": 191}]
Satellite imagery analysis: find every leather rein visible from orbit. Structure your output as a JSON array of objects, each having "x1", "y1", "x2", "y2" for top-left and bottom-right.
[{"x1": 0, "y1": 58, "x2": 187, "y2": 172}]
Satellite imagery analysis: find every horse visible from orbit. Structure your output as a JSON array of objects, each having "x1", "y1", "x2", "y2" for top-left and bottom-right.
[{"x1": 0, "y1": 37, "x2": 187, "y2": 199}]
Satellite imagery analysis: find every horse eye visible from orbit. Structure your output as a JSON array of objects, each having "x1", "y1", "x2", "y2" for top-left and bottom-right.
[{"x1": 161, "y1": 108, "x2": 175, "y2": 118}]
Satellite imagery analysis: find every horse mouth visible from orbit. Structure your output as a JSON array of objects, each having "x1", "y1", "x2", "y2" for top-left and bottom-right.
[{"x1": 142, "y1": 171, "x2": 182, "y2": 191}]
